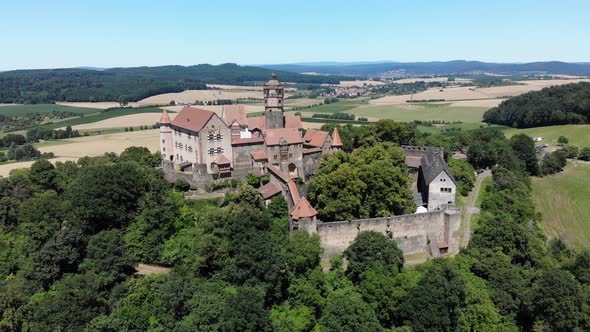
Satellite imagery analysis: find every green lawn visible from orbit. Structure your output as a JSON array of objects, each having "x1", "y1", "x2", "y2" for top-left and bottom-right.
[
  {"x1": 503, "y1": 125, "x2": 590, "y2": 147},
  {"x1": 294, "y1": 99, "x2": 369, "y2": 114},
  {"x1": 0, "y1": 104, "x2": 101, "y2": 116},
  {"x1": 417, "y1": 123, "x2": 505, "y2": 134},
  {"x1": 532, "y1": 163, "x2": 590, "y2": 248},
  {"x1": 348, "y1": 104, "x2": 489, "y2": 123}
]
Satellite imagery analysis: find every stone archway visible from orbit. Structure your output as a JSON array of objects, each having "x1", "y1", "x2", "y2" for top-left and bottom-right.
[{"x1": 288, "y1": 163, "x2": 298, "y2": 178}]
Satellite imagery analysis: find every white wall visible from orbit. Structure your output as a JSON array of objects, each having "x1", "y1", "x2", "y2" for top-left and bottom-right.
[{"x1": 427, "y1": 170, "x2": 456, "y2": 211}]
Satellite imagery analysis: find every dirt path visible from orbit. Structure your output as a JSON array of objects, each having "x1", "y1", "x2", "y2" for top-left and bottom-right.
[{"x1": 462, "y1": 169, "x2": 492, "y2": 247}]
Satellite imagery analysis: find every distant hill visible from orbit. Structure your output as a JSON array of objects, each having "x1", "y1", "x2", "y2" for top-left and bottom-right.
[
  {"x1": 483, "y1": 82, "x2": 590, "y2": 128},
  {"x1": 0, "y1": 63, "x2": 347, "y2": 104},
  {"x1": 261, "y1": 60, "x2": 590, "y2": 77}
]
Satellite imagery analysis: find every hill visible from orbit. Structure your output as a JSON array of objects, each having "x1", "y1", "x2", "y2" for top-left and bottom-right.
[
  {"x1": 0, "y1": 64, "x2": 347, "y2": 104},
  {"x1": 261, "y1": 60, "x2": 590, "y2": 77},
  {"x1": 483, "y1": 82, "x2": 590, "y2": 128}
]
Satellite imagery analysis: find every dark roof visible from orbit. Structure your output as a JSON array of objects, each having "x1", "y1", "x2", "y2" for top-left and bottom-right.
[{"x1": 420, "y1": 148, "x2": 456, "y2": 185}]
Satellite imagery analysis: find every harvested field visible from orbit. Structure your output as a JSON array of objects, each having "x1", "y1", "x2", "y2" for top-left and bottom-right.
[
  {"x1": 0, "y1": 157, "x2": 77, "y2": 178},
  {"x1": 162, "y1": 104, "x2": 264, "y2": 115},
  {"x1": 66, "y1": 112, "x2": 177, "y2": 130},
  {"x1": 138, "y1": 89, "x2": 273, "y2": 105},
  {"x1": 0, "y1": 104, "x2": 102, "y2": 116},
  {"x1": 56, "y1": 102, "x2": 142, "y2": 109},
  {"x1": 393, "y1": 77, "x2": 449, "y2": 84},
  {"x1": 448, "y1": 99, "x2": 506, "y2": 108},
  {"x1": 207, "y1": 84, "x2": 262, "y2": 90}
]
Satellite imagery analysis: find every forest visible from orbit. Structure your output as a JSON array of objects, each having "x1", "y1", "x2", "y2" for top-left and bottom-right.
[
  {"x1": 483, "y1": 82, "x2": 590, "y2": 128},
  {"x1": 0, "y1": 121, "x2": 587, "y2": 331},
  {"x1": 0, "y1": 64, "x2": 345, "y2": 104}
]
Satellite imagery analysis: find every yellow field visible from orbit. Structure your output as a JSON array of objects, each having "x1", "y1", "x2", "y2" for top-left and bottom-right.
[
  {"x1": 65, "y1": 112, "x2": 177, "y2": 130},
  {"x1": 338, "y1": 80, "x2": 386, "y2": 87},
  {"x1": 56, "y1": 102, "x2": 142, "y2": 109}
]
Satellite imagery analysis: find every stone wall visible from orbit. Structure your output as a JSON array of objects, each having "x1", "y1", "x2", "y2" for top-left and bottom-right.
[
  {"x1": 301, "y1": 207, "x2": 461, "y2": 259},
  {"x1": 232, "y1": 142, "x2": 265, "y2": 177},
  {"x1": 303, "y1": 151, "x2": 322, "y2": 178}
]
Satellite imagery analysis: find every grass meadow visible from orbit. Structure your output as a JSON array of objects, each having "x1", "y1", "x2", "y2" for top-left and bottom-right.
[
  {"x1": 532, "y1": 163, "x2": 590, "y2": 248},
  {"x1": 503, "y1": 125, "x2": 590, "y2": 147}
]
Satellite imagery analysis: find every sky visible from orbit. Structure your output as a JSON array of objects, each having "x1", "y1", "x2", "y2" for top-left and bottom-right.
[{"x1": 1, "y1": 0, "x2": 589, "y2": 70}]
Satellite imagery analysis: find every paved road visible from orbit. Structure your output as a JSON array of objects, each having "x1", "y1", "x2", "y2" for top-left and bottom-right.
[{"x1": 462, "y1": 169, "x2": 492, "y2": 247}]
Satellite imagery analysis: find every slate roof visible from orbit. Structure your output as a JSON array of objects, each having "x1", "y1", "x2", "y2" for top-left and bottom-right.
[
  {"x1": 420, "y1": 148, "x2": 456, "y2": 185},
  {"x1": 290, "y1": 197, "x2": 318, "y2": 220},
  {"x1": 303, "y1": 130, "x2": 329, "y2": 148},
  {"x1": 258, "y1": 182, "x2": 282, "y2": 200},
  {"x1": 263, "y1": 128, "x2": 303, "y2": 145},
  {"x1": 170, "y1": 106, "x2": 215, "y2": 132}
]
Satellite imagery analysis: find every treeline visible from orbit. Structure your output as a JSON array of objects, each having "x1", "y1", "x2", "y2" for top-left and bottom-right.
[
  {"x1": 0, "y1": 64, "x2": 346, "y2": 104},
  {"x1": 311, "y1": 112, "x2": 357, "y2": 121},
  {"x1": 483, "y1": 82, "x2": 590, "y2": 128}
]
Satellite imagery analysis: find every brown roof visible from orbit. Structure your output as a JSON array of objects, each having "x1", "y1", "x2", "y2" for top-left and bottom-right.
[
  {"x1": 303, "y1": 130, "x2": 329, "y2": 148},
  {"x1": 405, "y1": 156, "x2": 422, "y2": 168},
  {"x1": 331, "y1": 127, "x2": 343, "y2": 147},
  {"x1": 250, "y1": 150, "x2": 268, "y2": 161},
  {"x1": 266, "y1": 164, "x2": 290, "y2": 183},
  {"x1": 213, "y1": 154, "x2": 231, "y2": 165},
  {"x1": 247, "y1": 116, "x2": 266, "y2": 130},
  {"x1": 171, "y1": 106, "x2": 215, "y2": 132},
  {"x1": 159, "y1": 110, "x2": 172, "y2": 124},
  {"x1": 285, "y1": 115, "x2": 303, "y2": 129},
  {"x1": 303, "y1": 147, "x2": 322, "y2": 155},
  {"x1": 222, "y1": 105, "x2": 247, "y2": 127},
  {"x1": 232, "y1": 136, "x2": 265, "y2": 145},
  {"x1": 287, "y1": 180, "x2": 300, "y2": 204},
  {"x1": 263, "y1": 128, "x2": 303, "y2": 145},
  {"x1": 290, "y1": 197, "x2": 318, "y2": 220},
  {"x1": 258, "y1": 182, "x2": 282, "y2": 200},
  {"x1": 437, "y1": 241, "x2": 449, "y2": 249}
]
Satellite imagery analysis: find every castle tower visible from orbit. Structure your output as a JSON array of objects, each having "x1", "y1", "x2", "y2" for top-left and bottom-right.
[
  {"x1": 264, "y1": 73, "x2": 284, "y2": 129},
  {"x1": 159, "y1": 110, "x2": 174, "y2": 162}
]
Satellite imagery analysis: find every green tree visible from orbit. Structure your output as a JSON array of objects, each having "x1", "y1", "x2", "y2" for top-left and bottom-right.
[
  {"x1": 344, "y1": 231, "x2": 404, "y2": 284},
  {"x1": 563, "y1": 145, "x2": 579, "y2": 158},
  {"x1": 220, "y1": 286, "x2": 271, "y2": 332},
  {"x1": 270, "y1": 302, "x2": 315, "y2": 332},
  {"x1": 174, "y1": 178, "x2": 191, "y2": 192},
  {"x1": 449, "y1": 159, "x2": 476, "y2": 196},
  {"x1": 510, "y1": 134, "x2": 540, "y2": 176},
  {"x1": 29, "y1": 159, "x2": 56, "y2": 190},
  {"x1": 118, "y1": 95, "x2": 129, "y2": 107},
  {"x1": 532, "y1": 269, "x2": 584, "y2": 330},
  {"x1": 317, "y1": 288, "x2": 382, "y2": 332},
  {"x1": 557, "y1": 135, "x2": 569, "y2": 146},
  {"x1": 285, "y1": 231, "x2": 322, "y2": 276},
  {"x1": 579, "y1": 146, "x2": 590, "y2": 161}
]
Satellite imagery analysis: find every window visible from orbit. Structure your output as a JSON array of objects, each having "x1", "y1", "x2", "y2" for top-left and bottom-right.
[
  {"x1": 440, "y1": 187, "x2": 452, "y2": 193},
  {"x1": 162, "y1": 139, "x2": 165, "y2": 143},
  {"x1": 163, "y1": 147, "x2": 166, "y2": 152},
  {"x1": 208, "y1": 147, "x2": 224, "y2": 155},
  {"x1": 188, "y1": 146, "x2": 193, "y2": 152},
  {"x1": 279, "y1": 145, "x2": 288, "y2": 161},
  {"x1": 289, "y1": 153, "x2": 293, "y2": 158},
  {"x1": 274, "y1": 155, "x2": 278, "y2": 160}
]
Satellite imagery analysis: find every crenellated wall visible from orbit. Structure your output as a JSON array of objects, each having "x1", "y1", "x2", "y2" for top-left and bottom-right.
[{"x1": 300, "y1": 207, "x2": 461, "y2": 259}]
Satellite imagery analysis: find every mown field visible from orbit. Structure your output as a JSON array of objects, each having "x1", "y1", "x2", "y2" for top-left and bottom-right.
[
  {"x1": 0, "y1": 104, "x2": 102, "y2": 116},
  {"x1": 503, "y1": 125, "x2": 590, "y2": 147},
  {"x1": 36, "y1": 106, "x2": 165, "y2": 130},
  {"x1": 533, "y1": 163, "x2": 590, "y2": 248}
]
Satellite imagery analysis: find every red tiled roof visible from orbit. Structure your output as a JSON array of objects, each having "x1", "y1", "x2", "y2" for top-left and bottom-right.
[
  {"x1": 437, "y1": 241, "x2": 449, "y2": 249},
  {"x1": 290, "y1": 197, "x2": 318, "y2": 220},
  {"x1": 263, "y1": 128, "x2": 303, "y2": 145},
  {"x1": 222, "y1": 105, "x2": 247, "y2": 127},
  {"x1": 258, "y1": 182, "x2": 282, "y2": 200},
  {"x1": 159, "y1": 110, "x2": 172, "y2": 124},
  {"x1": 303, "y1": 130, "x2": 329, "y2": 148},
  {"x1": 231, "y1": 136, "x2": 265, "y2": 145},
  {"x1": 287, "y1": 180, "x2": 300, "y2": 204},
  {"x1": 266, "y1": 164, "x2": 290, "y2": 183},
  {"x1": 303, "y1": 147, "x2": 322, "y2": 155},
  {"x1": 170, "y1": 106, "x2": 215, "y2": 132},
  {"x1": 247, "y1": 116, "x2": 266, "y2": 130},
  {"x1": 250, "y1": 150, "x2": 268, "y2": 161},
  {"x1": 331, "y1": 127, "x2": 343, "y2": 147},
  {"x1": 213, "y1": 154, "x2": 231, "y2": 165},
  {"x1": 405, "y1": 156, "x2": 422, "y2": 168},
  {"x1": 285, "y1": 115, "x2": 303, "y2": 129}
]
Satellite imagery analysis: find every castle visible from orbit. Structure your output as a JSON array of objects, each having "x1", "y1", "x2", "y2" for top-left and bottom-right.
[
  {"x1": 159, "y1": 74, "x2": 341, "y2": 208},
  {"x1": 159, "y1": 74, "x2": 460, "y2": 260}
]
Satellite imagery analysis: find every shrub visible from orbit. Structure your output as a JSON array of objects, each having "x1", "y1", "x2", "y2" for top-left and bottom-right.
[
  {"x1": 563, "y1": 145, "x2": 579, "y2": 158},
  {"x1": 174, "y1": 178, "x2": 191, "y2": 192},
  {"x1": 579, "y1": 147, "x2": 590, "y2": 161}
]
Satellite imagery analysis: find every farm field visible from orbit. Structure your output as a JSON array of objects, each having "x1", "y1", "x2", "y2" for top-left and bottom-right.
[
  {"x1": 56, "y1": 102, "x2": 143, "y2": 109},
  {"x1": 37, "y1": 106, "x2": 165, "y2": 130},
  {"x1": 350, "y1": 104, "x2": 488, "y2": 123},
  {"x1": 0, "y1": 130, "x2": 160, "y2": 177},
  {"x1": 138, "y1": 89, "x2": 273, "y2": 105},
  {"x1": 503, "y1": 125, "x2": 590, "y2": 147},
  {"x1": 417, "y1": 123, "x2": 502, "y2": 134},
  {"x1": 65, "y1": 112, "x2": 177, "y2": 130},
  {"x1": 338, "y1": 80, "x2": 386, "y2": 87},
  {"x1": 0, "y1": 104, "x2": 102, "y2": 116},
  {"x1": 533, "y1": 163, "x2": 590, "y2": 248}
]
